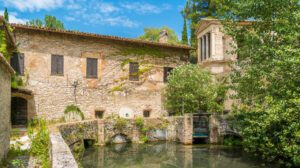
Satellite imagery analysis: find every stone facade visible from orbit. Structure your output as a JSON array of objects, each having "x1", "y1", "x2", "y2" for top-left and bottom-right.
[
  {"x1": 0, "y1": 53, "x2": 14, "y2": 161},
  {"x1": 196, "y1": 19, "x2": 237, "y2": 111},
  {"x1": 11, "y1": 25, "x2": 190, "y2": 121}
]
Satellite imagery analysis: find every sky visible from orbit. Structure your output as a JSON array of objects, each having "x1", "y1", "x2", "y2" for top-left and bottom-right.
[{"x1": 0, "y1": 0, "x2": 187, "y2": 39}]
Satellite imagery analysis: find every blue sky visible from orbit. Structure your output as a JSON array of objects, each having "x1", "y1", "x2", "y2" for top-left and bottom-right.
[{"x1": 0, "y1": 0, "x2": 186, "y2": 39}]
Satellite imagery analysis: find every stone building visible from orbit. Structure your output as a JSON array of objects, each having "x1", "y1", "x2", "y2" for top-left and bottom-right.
[
  {"x1": 196, "y1": 18, "x2": 237, "y2": 111},
  {"x1": 0, "y1": 16, "x2": 16, "y2": 161},
  {"x1": 9, "y1": 24, "x2": 191, "y2": 124}
]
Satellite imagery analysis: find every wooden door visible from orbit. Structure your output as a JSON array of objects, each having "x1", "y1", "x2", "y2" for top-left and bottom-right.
[{"x1": 11, "y1": 97, "x2": 28, "y2": 126}]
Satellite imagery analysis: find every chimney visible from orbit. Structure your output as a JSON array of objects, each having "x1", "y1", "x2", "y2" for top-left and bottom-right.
[{"x1": 159, "y1": 29, "x2": 168, "y2": 43}]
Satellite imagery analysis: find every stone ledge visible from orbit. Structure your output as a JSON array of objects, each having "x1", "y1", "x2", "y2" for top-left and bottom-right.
[{"x1": 49, "y1": 131, "x2": 78, "y2": 168}]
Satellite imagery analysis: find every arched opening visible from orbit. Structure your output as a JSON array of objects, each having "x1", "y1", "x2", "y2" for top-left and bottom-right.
[
  {"x1": 111, "y1": 133, "x2": 130, "y2": 144},
  {"x1": 193, "y1": 114, "x2": 210, "y2": 144},
  {"x1": 11, "y1": 97, "x2": 28, "y2": 126}
]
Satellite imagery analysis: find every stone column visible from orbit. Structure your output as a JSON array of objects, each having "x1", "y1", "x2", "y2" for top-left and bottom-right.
[
  {"x1": 97, "y1": 119, "x2": 105, "y2": 145},
  {"x1": 182, "y1": 113, "x2": 193, "y2": 145},
  {"x1": 209, "y1": 114, "x2": 220, "y2": 144}
]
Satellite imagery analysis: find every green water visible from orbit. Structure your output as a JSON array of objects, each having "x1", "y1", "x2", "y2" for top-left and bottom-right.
[{"x1": 80, "y1": 142, "x2": 272, "y2": 168}]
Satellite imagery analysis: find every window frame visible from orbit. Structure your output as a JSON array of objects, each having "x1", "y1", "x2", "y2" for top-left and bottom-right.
[
  {"x1": 163, "y1": 67, "x2": 173, "y2": 83},
  {"x1": 51, "y1": 54, "x2": 64, "y2": 76},
  {"x1": 129, "y1": 62, "x2": 139, "y2": 81},
  {"x1": 86, "y1": 58, "x2": 98, "y2": 79}
]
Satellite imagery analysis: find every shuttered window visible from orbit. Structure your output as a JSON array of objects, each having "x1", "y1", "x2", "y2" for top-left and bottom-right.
[
  {"x1": 51, "y1": 55, "x2": 64, "y2": 75},
  {"x1": 86, "y1": 58, "x2": 98, "y2": 78},
  {"x1": 163, "y1": 67, "x2": 173, "y2": 82},
  {"x1": 10, "y1": 53, "x2": 25, "y2": 75},
  {"x1": 129, "y1": 62, "x2": 139, "y2": 81}
]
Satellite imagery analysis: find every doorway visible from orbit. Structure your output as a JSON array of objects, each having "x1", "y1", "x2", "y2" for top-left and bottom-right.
[{"x1": 11, "y1": 97, "x2": 28, "y2": 126}]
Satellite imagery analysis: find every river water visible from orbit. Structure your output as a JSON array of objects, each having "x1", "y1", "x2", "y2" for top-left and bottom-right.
[{"x1": 80, "y1": 142, "x2": 272, "y2": 168}]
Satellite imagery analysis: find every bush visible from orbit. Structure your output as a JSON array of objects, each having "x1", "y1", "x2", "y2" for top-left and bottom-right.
[
  {"x1": 114, "y1": 117, "x2": 128, "y2": 130},
  {"x1": 28, "y1": 119, "x2": 50, "y2": 168},
  {"x1": 134, "y1": 117, "x2": 144, "y2": 129},
  {"x1": 165, "y1": 64, "x2": 225, "y2": 115},
  {"x1": 64, "y1": 104, "x2": 84, "y2": 122}
]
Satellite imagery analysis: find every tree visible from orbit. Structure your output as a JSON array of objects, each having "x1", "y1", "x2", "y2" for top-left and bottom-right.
[
  {"x1": 138, "y1": 26, "x2": 180, "y2": 45},
  {"x1": 4, "y1": 8, "x2": 9, "y2": 22},
  {"x1": 181, "y1": 17, "x2": 188, "y2": 45},
  {"x1": 165, "y1": 64, "x2": 224, "y2": 115},
  {"x1": 182, "y1": 0, "x2": 219, "y2": 47},
  {"x1": 26, "y1": 15, "x2": 64, "y2": 30},
  {"x1": 219, "y1": 0, "x2": 300, "y2": 166}
]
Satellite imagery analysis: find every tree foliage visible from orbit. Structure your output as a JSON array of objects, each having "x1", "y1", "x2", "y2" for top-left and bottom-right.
[
  {"x1": 138, "y1": 26, "x2": 180, "y2": 45},
  {"x1": 181, "y1": 17, "x2": 188, "y2": 45},
  {"x1": 26, "y1": 15, "x2": 64, "y2": 30},
  {"x1": 219, "y1": 0, "x2": 300, "y2": 166},
  {"x1": 182, "y1": 0, "x2": 218, "y2": 47},
  {"x1": 165, "y1": 64, "x2": 225, "y2": 115},
  {"x1": 4, "y1": 8, "x2": 9, "y2": 22}
]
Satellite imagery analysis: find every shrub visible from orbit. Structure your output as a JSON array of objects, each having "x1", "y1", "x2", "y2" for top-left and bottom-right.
[
  {"x1": 165, "y1": 64, "x2": 225, "y2": 115},
  {"x1": 114, "y1": 117, "x2": 128, "y2": 130},
  {"x1": 28, "y1": 119, "x2": 50, "y2": 168},
  {"x1": 134, "y1": 117, "x2": 144, "y2": 129},
  {"x1": 64, "y1": 104, "x2": 84, "y2": 122}
]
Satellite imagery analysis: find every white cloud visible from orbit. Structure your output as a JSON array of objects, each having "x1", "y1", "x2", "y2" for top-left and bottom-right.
[
  {"x1": 103, "y1": 17, "x2": 138, "y2": 27},
  {"x1": 0, "y1": 10, "x2": 28, "y2": 24},
  {"x1": 120, "y1": 2, "x2": 171, "y2": 14},
  {"x1": 64, "y1": 16, "x2": 76, "y2": 21},
  {"x1": 95, "y1": 3, "x2": 119, "y2": 14},
  {"x1": 3, "y1": 0, "x2": 64, "y2": 12}
]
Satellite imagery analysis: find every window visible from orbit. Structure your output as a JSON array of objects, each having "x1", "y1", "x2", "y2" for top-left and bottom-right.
[
  {"x1": 86, "y1": 58, "x2": 98, "y2": 78},
  {"x1": 163, "y1": 67, "x2": 173, "y2": 82},
  {"x1": 143, "y1": 110, "x2": 151, "y2": 118},
  {"x1": 51, "y1": 55, "x2": 64, "y2": 75},
  {"x1": 200, "y1": 33, "x2": 211, "y2": 62},
  {"x1": 129, "y1": 62, "x2": 139, "y2": 81},
  {"x1": 95, "y1": 110, "x2": 104, "y2": 119},
  {"x1": 10, "y1": 53, "x2": 25, "y2": 75}
]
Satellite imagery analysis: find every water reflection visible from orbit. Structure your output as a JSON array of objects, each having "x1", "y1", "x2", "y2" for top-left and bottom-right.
[{"x1": 81, "y1": 142, "x2": 270, "y2": 168}]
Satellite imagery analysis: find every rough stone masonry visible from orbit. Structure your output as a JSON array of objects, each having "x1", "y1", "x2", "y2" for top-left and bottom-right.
[
  {"x1": 11, "y1": 24, "x2": 191, "y2": 121},
  {"x1": 0, "y1": 53, "x2": 14, "y2": 161}
]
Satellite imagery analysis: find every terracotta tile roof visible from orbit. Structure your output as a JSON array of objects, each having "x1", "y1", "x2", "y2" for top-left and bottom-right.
[{"x1": 11, "y1": 24, "x2": 193, "y2": 50}]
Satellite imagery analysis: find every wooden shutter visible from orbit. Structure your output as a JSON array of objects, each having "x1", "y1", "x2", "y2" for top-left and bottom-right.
[
  {"x1": 129, "y1": 62, "x2": 139, "y2": 81},
  {"x1": 10, "y1": 52, "x2": 21, "y2": 74},
  {"x1": 87, "y1": 58, "x2": 98, "y2": 78},
  {"x1": 164, "y1": 67, "x2": 173, "y2": 82},
  {"x1": 19, "y1": 53, "x2": 25, "y2": 75},
  {"x1": 51, "y1": 55, "x2": 64, "y2": 75}
]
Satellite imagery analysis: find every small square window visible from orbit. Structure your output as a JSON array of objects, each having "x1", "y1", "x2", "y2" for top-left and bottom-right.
[
  {"x1": 143, "y1": 110, "x2": 151, "y2": 118},
  {"x1": 95, "y1": 111, "x2": 104, "y2": 119}
]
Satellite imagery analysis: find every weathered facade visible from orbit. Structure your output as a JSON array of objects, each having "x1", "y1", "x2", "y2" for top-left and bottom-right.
[
  {"x1": 196, "y1": 19, "x2": 237, "y2": 111},
  {"x1": 11, "y1": 24, "x2": 191, "y2": 122},
  {"x1": 0, "y1": 53, "x2": 14, "y2": 161}
]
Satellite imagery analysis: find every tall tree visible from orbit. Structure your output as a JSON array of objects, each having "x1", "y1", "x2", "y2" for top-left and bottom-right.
[
  {"x1": 182, "y1": 0, "x2": 219, "y2": 47},
  {"x1": 181, "y1": 17, "x2": 188, "y2": 45},
  {"x1": 4, "y1": 8, "x2": 9, "y2": 22},
  {"x1": 26, "y1": 15, "x2": 64, "y2": 30},
  {"x1": 219, "y1": 0, "x2": 300, "y2": 166},
  {"x1": 138, "y1": 26, "x2": 180, "y2": 45}
]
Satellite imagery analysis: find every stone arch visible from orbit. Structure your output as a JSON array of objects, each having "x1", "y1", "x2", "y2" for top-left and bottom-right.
[
  {"x1": 11, "y1": 88, "x2": 35, "y2": 123},
  {"x1": 11, "y1": 97, "x2": 28, "y2": 126},
  {"x1": 111, "y1": 133, "x2": 130, "y2": 144}
]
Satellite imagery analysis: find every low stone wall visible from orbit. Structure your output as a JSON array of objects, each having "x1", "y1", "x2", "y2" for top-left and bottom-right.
[
  {"x1": 49, "y1": 131, "x2": 78, "y2": 168},
  {"x1": 49, "y1": 115, "x2": 194, "y2": 166},
  {"x1": 0, "y1": 53, "x2": 14, "y2": 162}
]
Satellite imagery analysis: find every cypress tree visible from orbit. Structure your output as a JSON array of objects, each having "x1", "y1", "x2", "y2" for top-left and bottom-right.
[
  {"x1": 181, "y1": 17, "x2": 188, "y2": 45},
  {"x1": 4, "y1": 8, "x2": 9, "y2": 22}
]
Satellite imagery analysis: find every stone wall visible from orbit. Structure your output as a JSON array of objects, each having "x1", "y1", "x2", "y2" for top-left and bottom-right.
[
  {"x1": 0, "y1": 54, "x2": 14, "y2": 161},
  {"x1": 49, "y1": 131, "x2": 78, "y2": 168},
  {"x1": 13, "y1": 28, "x2": 189, "y2": 120}
]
